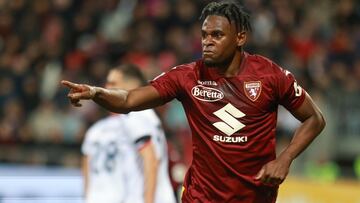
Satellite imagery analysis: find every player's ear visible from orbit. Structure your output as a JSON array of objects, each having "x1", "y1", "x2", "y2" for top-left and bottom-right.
[{"x1": 237, "y1": 31, "x2": 246, "y2": 47}]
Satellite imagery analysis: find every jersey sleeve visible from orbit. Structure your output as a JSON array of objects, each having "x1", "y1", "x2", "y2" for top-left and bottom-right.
[
  {"x1": 123, "y1": 112, "x2": 155, "y2": 150},
  {"x1": 274, "y1": 63, "x2": 306, "y2": 111},
  {"x1": 150, "y1": 66, "x2": 184, "y2": 103}
]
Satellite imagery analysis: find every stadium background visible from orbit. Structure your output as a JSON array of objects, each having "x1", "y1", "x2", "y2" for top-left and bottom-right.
[{"x1": 0, "y1": 0, "x2": 359, "y2": 202}]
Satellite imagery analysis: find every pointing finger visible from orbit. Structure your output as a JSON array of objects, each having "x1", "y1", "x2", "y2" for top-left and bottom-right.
[{"x1": 61, "y1": 80, "x2": 81, "y2": 89}]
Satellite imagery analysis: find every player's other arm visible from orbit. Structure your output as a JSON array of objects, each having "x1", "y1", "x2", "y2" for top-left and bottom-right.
[
  {"x1": 279, "y1": 92, "x2": 325, "y2": 163},
  {"x1": 139, "y1": 141, "x2": 159, "y2": 203},
  {"x1": 82, "y1": 155, "x2": 90, "y2": 198},
  {"x1": 61, "y1": 80, "x2": 164, "y2": 113},
  {"x1": 255, "y1": 93, "x2": 325, "y2": 185}
]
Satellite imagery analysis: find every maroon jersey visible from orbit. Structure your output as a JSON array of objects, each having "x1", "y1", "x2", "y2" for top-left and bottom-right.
[{"x1": 151, "y1": 52, "x2": 305, "y2": 203}]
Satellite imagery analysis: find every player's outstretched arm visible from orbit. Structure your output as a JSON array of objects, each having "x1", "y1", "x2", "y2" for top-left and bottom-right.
[
  {"x1": 255, "y1": 93, "x2": 326, "y2": 185},
  {"x1": 61, "y1": 80, "x2": 164, "y2": 113}
]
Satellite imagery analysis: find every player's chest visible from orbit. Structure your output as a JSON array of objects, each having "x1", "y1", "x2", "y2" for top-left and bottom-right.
[{"x1": 183, "y1": 76, "x2": 277, "y2": 115}]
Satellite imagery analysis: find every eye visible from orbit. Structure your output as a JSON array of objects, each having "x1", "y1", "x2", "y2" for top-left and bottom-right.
[
  {"x1": 201, "y1": 31, "x2": 208, "y2": 39},
  {"x1": 212, "y1": 32, "x2": 223, "y2": 39}
]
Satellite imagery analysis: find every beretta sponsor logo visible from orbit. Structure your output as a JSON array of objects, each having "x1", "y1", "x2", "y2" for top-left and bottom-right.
[{"x1": 191, "y1": 85, "x2": 224, "y2": 102}]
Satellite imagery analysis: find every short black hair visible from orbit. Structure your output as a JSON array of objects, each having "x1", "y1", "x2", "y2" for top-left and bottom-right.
[
  {"x1": 199, "y1": 0, "x2": 251, "y2": 32},
  {"x1": 113, "y1": 64, "x2": 147, "y2": 86}
]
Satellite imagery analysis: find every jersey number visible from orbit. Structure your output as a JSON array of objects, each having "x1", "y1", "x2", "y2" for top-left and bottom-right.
[
  {"x1": 212, "y1": 103, "x2": 246, "y2": 136},
  {"x1": 91, "y1": 141, "x2": 119, "y2": 174},
  {"x1": 294, "y1": 81, "x2": 302, "y2": 97}
]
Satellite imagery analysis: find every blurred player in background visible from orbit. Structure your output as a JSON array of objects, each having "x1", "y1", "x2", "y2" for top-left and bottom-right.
[
  {"x1": 82, "y1": 64, "x2": 176, "y2": 203},
  {"x1": 64, "y1": 1, "x2": 325, "y2": 202}
]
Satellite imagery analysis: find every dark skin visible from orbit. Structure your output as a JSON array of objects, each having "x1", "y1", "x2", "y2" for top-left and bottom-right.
[
  {"x1": 62, "y1": 15, "x2": 325, "y2": 186},
  {"x1": 201, "y1": 15, "x2": 246, "y2": 76}
]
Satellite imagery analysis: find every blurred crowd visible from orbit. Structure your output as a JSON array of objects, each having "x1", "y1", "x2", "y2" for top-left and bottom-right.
[{"x1": 0, "y1": 0, "x2": 359, "y2": 182}]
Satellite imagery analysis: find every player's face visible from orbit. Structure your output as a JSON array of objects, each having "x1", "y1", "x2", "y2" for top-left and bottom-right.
[
  {"x1": 201, "y1": 15, "x2": 244, "y2": 67},
  {"x1": 106, "y1": 70, "x2": 125, "y2": 89},
  {"x1": 106, "y1": 70, "x2": 140, "y2": 91}
]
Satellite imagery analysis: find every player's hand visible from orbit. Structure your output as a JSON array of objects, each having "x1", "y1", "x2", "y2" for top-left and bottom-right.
[
  {"x1": 254, "y1": 155, "x2": 292, "y2": 186},
  {"x1": 61, "y1": 80, "x2": 97, "y2": 107}
]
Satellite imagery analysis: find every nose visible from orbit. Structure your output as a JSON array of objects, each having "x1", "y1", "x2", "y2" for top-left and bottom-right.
[{"x1": 202, "y1": 35, "x2": 213, "y2": 46}]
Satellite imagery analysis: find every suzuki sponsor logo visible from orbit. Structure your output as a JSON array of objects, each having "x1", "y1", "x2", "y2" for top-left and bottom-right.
[
  {"x1": 211, "y1": 103, "x2": 248, "y2": 143},
  {"x1": 213, "y1": 135, "x2": 248, "y2": 143},
  {"x1": 191, "y1": 85, "x2": 224, "y2": 102}
]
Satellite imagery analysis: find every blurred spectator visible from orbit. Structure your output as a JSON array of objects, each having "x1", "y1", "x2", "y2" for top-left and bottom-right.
[
  {"x1": 27, "y1": 100, "x2": 63, "y2": 143},
  {"x1": 0, "y1": 98, "x2": 25, "y2": 143}
]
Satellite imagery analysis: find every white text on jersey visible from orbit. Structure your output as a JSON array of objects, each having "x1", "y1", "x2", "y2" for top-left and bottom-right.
[
  {"x1": 191, "y1": 85, "x2": 224, "y2": 102},
  {"x1": 213, "y1": 135, "x2": 248, "y2": 143},
  {"x1": 197, "y1": 80, "x2": 218, "y2": 86}
]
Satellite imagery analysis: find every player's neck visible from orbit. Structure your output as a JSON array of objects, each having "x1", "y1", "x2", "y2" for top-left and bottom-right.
[{"x1": 222, "y1": 51, "x2": 244, "y2": 77}]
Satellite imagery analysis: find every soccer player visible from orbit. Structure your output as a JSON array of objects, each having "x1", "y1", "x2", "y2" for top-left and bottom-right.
[
  {"x1": 82, "y1": 64, "x2": 176, "y2": 203},
  {"x1": 63, "y1": 1, "x2": 325, "y2": 202}
]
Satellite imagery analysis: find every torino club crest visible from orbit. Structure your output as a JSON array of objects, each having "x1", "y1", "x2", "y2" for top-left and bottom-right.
[{"x1": 244, "y1": 81, "x2": 262, "y2": 101}]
